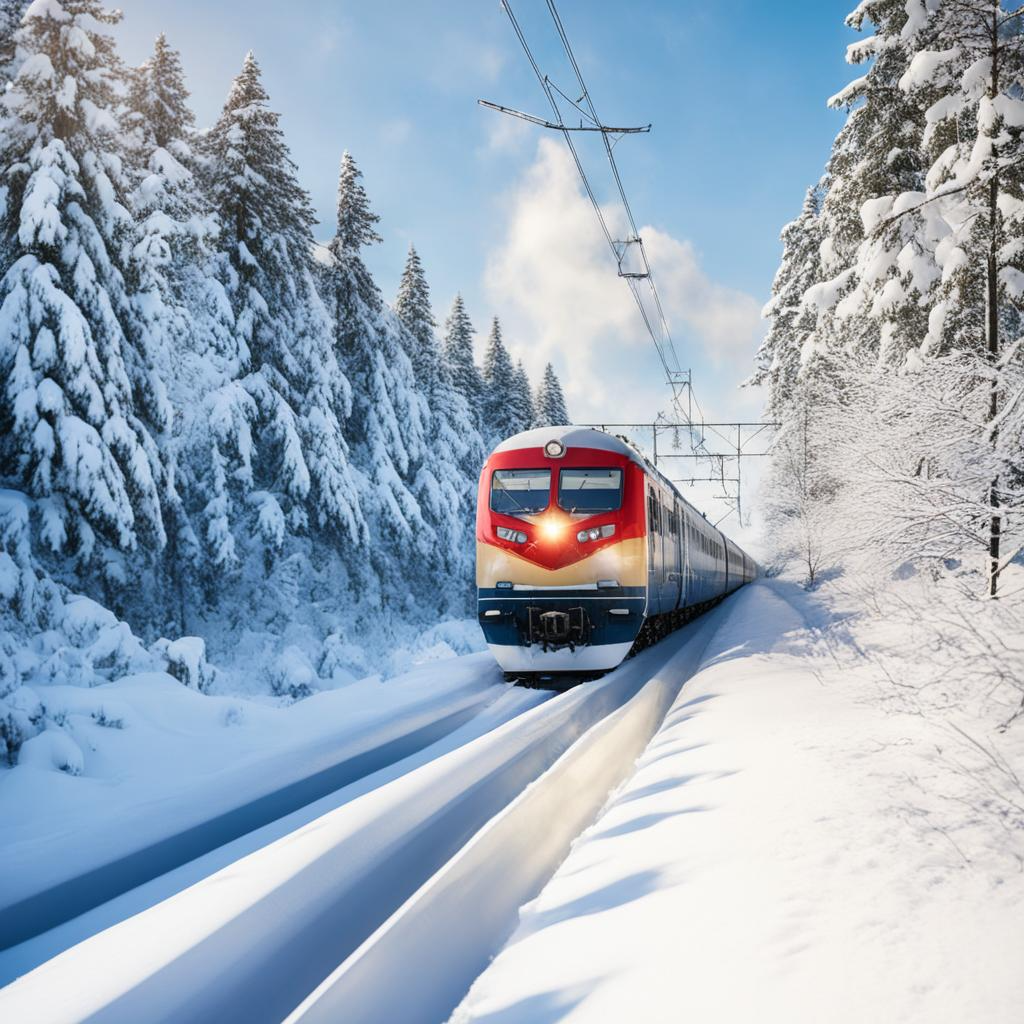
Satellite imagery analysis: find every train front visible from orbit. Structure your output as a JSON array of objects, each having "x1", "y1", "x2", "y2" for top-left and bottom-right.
[{"x1": 476, "y1": 427, "x2": 647, "y2": 675}]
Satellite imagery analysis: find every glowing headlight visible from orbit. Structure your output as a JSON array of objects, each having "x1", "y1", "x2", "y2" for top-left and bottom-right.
[
  {"x1": 539, "y1": 518, "x2": 564, "y2": 541},
  {"x1": 576, "y1": 524, "x2": 616, "y2": 543},
  {"x1": 496, "y1": 526, "x2": 528, "y2": 544}
]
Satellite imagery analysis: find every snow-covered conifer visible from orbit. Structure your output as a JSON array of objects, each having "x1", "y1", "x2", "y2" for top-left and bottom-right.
[
  {"x1": 533, "y1": 362, "x2": 570, "y2": 427},
  {"x1": 203, "y1": 54, "x2": 363, "y2": 568},
  {"x1": 0, "y1": 0, "x2": 168, "y2": 567},
  {"x1": 753, "y1": 184, "x2": 825, "y2": 416},
  {"x1": 443, "y1": 293, "x2": 485, "y2": 426},
  {"x1": 395, "y1": 244, "x2": 439, "y2": 391},
  {"x1": 318, "y1": 151, "x2": 428, "y2": 593},
  {"x1": 892, "y1": 0, "x2": 1024, "y2": 593},
  {"x1": 0, "y1": 1, "x2": 28, "y2": 87},
  {"x1": 510, "y1": 360, "x2": 535, "y2": 433},
  {"x1": 482, "y1": 317, "x2": 519, "y2": 442},
  {"x1": 394, "y1": 245, "x2": 482, "y2": 594}
]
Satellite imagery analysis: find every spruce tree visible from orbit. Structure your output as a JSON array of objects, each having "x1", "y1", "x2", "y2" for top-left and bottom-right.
[
  {"x1": 894, "y1": 0, "x2": 1024, "y2": 595},
  {"x1": 394, "y1": 245, "x2": 483, "y2": 593},
  {"x1": 819, "y1": 0, "x2": 930, "y2": 367},
  {"x1": 443, "y1": 293, "x2": 485, "y2": 427},
  {"x1": 482, "y1": 317, "x2": 518, "y2": 442},
  {"x1": 0, "y1": 1, "x2": 27, "y2": 86},
  {"x1": 0, "y1": 0, "x2": 167, "y2": 569},
  {"x1": 318, "y1": 151, "x2": 428, "y2": 595},
  {"x1": 510, "y1": 360, "x2": 535, "y2": 433},
  {"x1": 395, "y1": 244, "x2": 439, "y2": 393},
  {"x1": 752, "y1": 183, "x2": 825, "y2": 417},
  {"x1": 534, "y1": 362, "x2": 570, "y2": 427},
  {"x1": 203, "y1": 54, "x2": 364, "y2": 571}
]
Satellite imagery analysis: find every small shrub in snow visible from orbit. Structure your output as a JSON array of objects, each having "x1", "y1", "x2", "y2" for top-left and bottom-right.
[
  {"x1": 319, "y1": 632, "x2": 369, "y2": 686},
  {"x1": 151, "y1": 637, "x2": 216, "y2": 692},
  {"x1": 223, "y1": 704, "x2": 245, "y2": 727},
  {"x1": 268, "y1": 646, "x2": 319, "y2": 701},
  {"x1": 90, "y1": 708, "x2": 125, "y2": 729},
  {"x1": 19, "y1": 729, "x2": 84, "y2": 776}
]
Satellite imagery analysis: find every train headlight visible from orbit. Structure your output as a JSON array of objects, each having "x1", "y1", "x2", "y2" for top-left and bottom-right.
[
  {"x1": 576, "y1": 524, "x2": 616, "y2": 544},
  {"x1": 544, "y1": 440, "x2": 566, "y2": 458},
  {"x1": 539, "y1": 518, "x2": 564, "y2": 541},
  {"x1": 496, "y1": 526, "x2": 527, "y2": 544}
]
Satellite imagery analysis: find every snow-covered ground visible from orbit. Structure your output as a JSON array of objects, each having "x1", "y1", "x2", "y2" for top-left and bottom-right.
[
  {"x1": 0, "y1": 648, "x2": 503, "y2": 947},
  {"x1": 452, "y1": 578, "x2": 1024, "y2": 1023},
  {"x1": 3, "y1": 573, "x2": 1020, "y2": 1023}
]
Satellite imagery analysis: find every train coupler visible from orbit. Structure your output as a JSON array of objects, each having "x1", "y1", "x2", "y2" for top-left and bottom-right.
[{"x1": 525, "y1": 606, "x2": 591, "y2": 651}]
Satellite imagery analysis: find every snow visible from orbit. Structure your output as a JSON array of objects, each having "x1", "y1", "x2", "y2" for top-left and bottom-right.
[
  {"x1": 452, "y1": 580, "x2": 1024, "y2": 1023},
  {"x1": 0, "y1": 632, "x2": 713, "y2": 1021},
  {"x1": 0, "y1": 652, "x2": 507, "y2": 946}
]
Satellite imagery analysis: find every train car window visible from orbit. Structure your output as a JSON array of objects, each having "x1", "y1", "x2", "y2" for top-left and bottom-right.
[
  {"x1": 558, "y1": 468, "x2": 623, "y2": 512},
  {"x1": 490, "y1": 469, "x2": 551, "y2": 515}
]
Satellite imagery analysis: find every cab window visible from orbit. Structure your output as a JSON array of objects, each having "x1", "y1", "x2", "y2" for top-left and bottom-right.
[
  {"x1": 559, "y1": 468, "x2": 623, "y2": 513},
  {"x1": 490, "y1": 468, "x2": 551, "y2": 515}
]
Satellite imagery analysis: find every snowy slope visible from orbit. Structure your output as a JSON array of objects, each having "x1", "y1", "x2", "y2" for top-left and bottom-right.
[
  {"x1": 0, "y1": 652, "x2": 505, "y2": 946},
  {"x1": 451, "y1": 580, "x2": 1024, "y2": 1024}
]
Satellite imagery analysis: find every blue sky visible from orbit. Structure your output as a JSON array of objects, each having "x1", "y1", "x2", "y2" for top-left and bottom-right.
[{"x1": 112, "y1": 0, "x2": 859, "y2": 526}]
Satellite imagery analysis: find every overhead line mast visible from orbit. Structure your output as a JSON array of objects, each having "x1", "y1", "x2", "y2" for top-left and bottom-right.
[{"x1": 482, "y1": 0, "x2": 772, "y2": 526}]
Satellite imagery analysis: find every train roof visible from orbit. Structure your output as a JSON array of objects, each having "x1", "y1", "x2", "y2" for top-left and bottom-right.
[{"x1": 492, "y1": 426, "x2": 648, "y2": 467}]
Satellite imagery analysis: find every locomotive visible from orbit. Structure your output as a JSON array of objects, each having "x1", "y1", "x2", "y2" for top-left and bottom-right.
[{"x1": 476, "y1": 426, "x2": 757, "y2": 677}]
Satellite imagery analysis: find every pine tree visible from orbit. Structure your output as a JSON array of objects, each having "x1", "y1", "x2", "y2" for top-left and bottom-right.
[
  {"x1": 482, "y1": 317, "x2": 518, "y2": 442},
  {"x1": 394, "y1": 245, "x2": 482, "y2": 595},
  {"x1": 752, "y1": 183, "x2": 825, "y2": 416},
  {"x1": 510, "y1": 360, "x2": 535, "y2": 433},
  {"x1": 0, "y1": 0, "x2": 167, "y2": 568},
  {"x1": 893, "y1": 0, "x2": 1024, "y2": 595},
  {"x1": 0, "y1": 1, "x2": 28, "y2": 87},
  {"x1": 818, "y1": 0, "x2": 930, "y2": 367},
  {"x1": 533, "y1": 362, "x2": 570, "y2": 427},
  {"x1": 203, "y1": 54, "x2": 364, "y2": 571},
  {"x1": 395, "y1": 244, "x2": 439, "y2": 393},
  {"x1": 317, "y1": 151, "x2": 428, "y2": 596},
  {"x1": 443, "y1": 293, "x2": 485, "y2": 426}
]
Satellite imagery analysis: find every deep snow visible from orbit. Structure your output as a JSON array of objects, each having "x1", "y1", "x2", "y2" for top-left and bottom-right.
[
  {"x1": 451, "y1": 579, "x2": 1024, "y2": 1023},
  {"x1": 0, "y1": 648, "x2": 503, "y2": 945}
]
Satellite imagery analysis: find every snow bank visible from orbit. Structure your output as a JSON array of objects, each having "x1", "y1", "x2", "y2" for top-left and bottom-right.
[
  {"x1": 288, "y1": 604, "x2": 729, "y2": 1024},
  {"x1": 0, "y1": 653, "x2": 506, "y2": 949},
  {"x1": 0, "y1": 626, "x2": 716, "y2": 1023},
  {"x1": 452, "y1": 581, "x2": 1024, "y2": 1024}
]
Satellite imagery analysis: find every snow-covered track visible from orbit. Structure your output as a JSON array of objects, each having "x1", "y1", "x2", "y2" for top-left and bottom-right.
[
  {"x1": 0, "y1": 675, "x2": 498, "y2": 952},
  {"x1": 0, "y1": 608, "x2": 729, "y2": 1024},
  {"x1": 287, "y1": 607, "x2": 725, "y2": 1024}
]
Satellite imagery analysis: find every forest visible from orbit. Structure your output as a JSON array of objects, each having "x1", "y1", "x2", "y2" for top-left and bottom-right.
[
  {"x1": 755, "y1": 0, "x2": 1024, "y2": 731},
  {"x1": 0, "y1": 0, "x2": 570, "y2": 758}
]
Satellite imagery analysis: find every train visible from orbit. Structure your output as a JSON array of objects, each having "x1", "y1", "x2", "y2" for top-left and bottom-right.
[{"x1": 476, "y1": 426, "x2": 758, "y2": 678}]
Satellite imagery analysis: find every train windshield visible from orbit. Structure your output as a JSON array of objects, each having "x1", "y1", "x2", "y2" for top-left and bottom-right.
[
  {"x1": 490, "y1": 468, "x2": 551, "y2": 515},
  {"x1": 558, "y1": 468, "x2": 623, "y2": 513}
]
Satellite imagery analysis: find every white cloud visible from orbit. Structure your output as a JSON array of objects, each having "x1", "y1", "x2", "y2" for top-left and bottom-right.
[
  {"x1": 483, "y1": 139, "x2": 765, "y2": 426},
  {"x1": 478, "y1": 108, "x2": 533, "y2": 156}
]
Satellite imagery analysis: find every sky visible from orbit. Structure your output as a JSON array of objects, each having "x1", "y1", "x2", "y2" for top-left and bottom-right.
[{"x1": 110, "y1": 0, "x2": 859, "y2": 532}]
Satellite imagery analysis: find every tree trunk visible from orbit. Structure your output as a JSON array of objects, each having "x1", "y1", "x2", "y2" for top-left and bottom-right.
[{"x1": 987, "y1": 7, "x2": 1001, "y2": 599}]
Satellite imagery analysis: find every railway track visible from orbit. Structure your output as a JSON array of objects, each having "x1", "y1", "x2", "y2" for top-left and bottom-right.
[{"x1": 0, "y1": 598, "x2": 734, "y2": 1024}]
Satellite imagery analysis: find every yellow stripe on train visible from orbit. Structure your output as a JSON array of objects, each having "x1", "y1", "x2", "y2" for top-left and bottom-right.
[{"x1": 475, "y1": 537, "x2": 647, "y2": 589}]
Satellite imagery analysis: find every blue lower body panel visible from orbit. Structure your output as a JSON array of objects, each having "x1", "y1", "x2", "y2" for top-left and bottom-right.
[{"x1": 478, "y1": 586, "x2": 646, "y2": 673}]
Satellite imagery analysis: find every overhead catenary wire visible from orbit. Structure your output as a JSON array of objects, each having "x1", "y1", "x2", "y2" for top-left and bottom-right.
[
  {"x1": 497, "y1": 0, "x2": 693, "y2": 421},
  {"x1": 489, "y1": 0, "x2": 779, "y2": 524}
]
